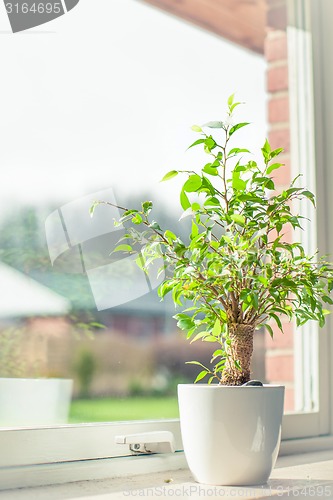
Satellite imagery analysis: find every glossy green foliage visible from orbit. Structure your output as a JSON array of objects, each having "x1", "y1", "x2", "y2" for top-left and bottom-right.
[{"x1": 102, "y1": 96, "x2": 333, "y2": 383}]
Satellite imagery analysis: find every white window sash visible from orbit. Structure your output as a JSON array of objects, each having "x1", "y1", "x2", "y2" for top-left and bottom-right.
[
  {"x1": 0, "y1": 411, "x2": 327, "y2": 468},
  {"x1": 0, "y1": 412, "x2": 332, "y2": 490}
]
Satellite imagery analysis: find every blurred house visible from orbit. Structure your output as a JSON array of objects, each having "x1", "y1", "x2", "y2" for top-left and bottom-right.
[
  {"x1": 0, "y1": 262, "x2": 70, "y2": 378},
  {"x1": 0, "y1": 261, "x2": 69, "y2": 321}
]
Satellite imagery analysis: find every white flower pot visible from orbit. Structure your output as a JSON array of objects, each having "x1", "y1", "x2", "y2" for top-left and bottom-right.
[
  {"x1": 0, "y1": 378, "x2": 73, "y2": 426},
  {"x1": 178, "y1": 384, "x2": 284, "y2": 486}
]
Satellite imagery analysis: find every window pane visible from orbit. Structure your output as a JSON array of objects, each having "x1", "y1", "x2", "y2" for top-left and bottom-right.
[{"x1": 0, "y1": 0, "x2": 317, "y2": 427}]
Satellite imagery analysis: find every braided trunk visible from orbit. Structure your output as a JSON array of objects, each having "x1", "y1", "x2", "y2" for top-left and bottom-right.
[{"x1": 220, "y1": 324, "x2": 255, "y2": 386}]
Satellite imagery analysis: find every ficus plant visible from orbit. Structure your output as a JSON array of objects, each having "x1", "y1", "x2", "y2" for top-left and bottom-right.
[{"x1": 92, "y1": 95, "x2": 333, "y2": 386}]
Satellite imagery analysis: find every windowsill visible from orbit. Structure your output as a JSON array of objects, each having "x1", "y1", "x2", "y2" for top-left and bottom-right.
[{"x1": 1, "y1": 449, "x2": 333, "y2": 499}]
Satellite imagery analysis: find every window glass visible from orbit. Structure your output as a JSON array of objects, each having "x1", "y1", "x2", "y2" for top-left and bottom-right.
[{"x1": 0, "y1": 0, "x2": 315, "y2": 426}]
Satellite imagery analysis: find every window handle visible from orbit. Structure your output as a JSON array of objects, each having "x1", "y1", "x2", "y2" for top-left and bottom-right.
[{"x1": 115, "y1": 431, "x2": 176, "y2": 454}]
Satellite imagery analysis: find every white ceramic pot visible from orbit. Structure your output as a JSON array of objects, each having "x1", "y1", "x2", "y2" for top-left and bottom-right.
[
  {"x1": 178, "y1": 384, "x2": 284, "y2": 486},
  {"x1": 0, "y1": 378, "x2": 73, "y2": 426}
]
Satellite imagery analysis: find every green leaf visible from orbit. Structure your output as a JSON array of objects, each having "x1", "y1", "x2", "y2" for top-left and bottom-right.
[
  {"x1": 220, "y1": 309, "x2": 227, "y2": 321},
  {"x1": 234, "y1": 164, "x2": 247, "y2": 173},
  {"x1": 262, "y1": 139, "x2": 271, "y2": 155},
  {"x1": 204, "y1": 197, "x2": 220, "y2": 207},
  {"x1": 212, "y1": 318, "x2": 222, "y2": 337},
  {"x1": 158, "y1": 281, "x2": 173, "y2": 298},
  {"x1": 234, "y1": 360, "x2": 242, "y2": 371},
  {"x1": 230, "y1": 214, "x2": 245, "y2": 226},
  {"x1": 258, "y1": 276, "x2": 268, "y2": 286},
  {"x1": 191, "y1": 125, "x2": 202, "y2": 132},
  {"x1": 229, "y1": 122, "x2": 250, "y2": 137},
  {"x1": 302, "y1": 190, "x2": 316, "y2": 207},
  {"x1": 172, "y1": 286, "x2": 183, "y2": 306},
  {"x1": 113, "y1": 244, "x2": 132, "y2": 253},
  {"x1": 203, "y1": 335, "x2": 219, "y2": 342},
  {"x1": 267, "y1": 163, "x2": 283, "y2": 175},
  {"x1": 204, "y1": 137, "x2": 217, "y2": 152},
  {"x1": 123, "y1": 209, "x2": 138, "y2": 217},
  {"x1": 265, "y1": 179, "x2": 275, "y2": 190},
  {"x1": 191, "y1": 221, "x2": 199, "y2": 238},
  {"x1": 265, "y1": 324, "x2": 274, "y2": 339},
  {"x1": 251, "y1": 293, "x2": 259, "y2": 309},
  {"x1": 191, "y1": 202, "x2": 201, "y2": 211},
  {"x1": 269, "y1": 313, "x2": 283, "y2": 332},
  {"x1": 188, "y1": 138, "x2": 205, "y2": 149},
  {"x1": 183, "y1": 175, "x2": 202, "y2": 192},
  {"x1": 211, "y1": 349, "x2": 224, "y2": 359},
  {"x1": 271, "y1": 147, "x2": 284, "y2": 158},
  {"x1": 229, "y1": 148, "x2": 250, "y2": 156},
  {"x1": 142, "y1": 201, "x2": 153, "y2": 214},
  {"x1": 232, "y1": 172, "x2": 246, "y2": 191},
  {"x1": 164, "y1": 230, "x2": 177, "y2": 243},
  {"x1": 176, "y1": 314, "x2": 194, "y2": 331},
  {"x1": 185, "y1": 360, "x2": 208, "y2": 368},
  {"x1": 227, "y1": 93, "x2": 235, "y2": 107},
  {"x1": 149, "y1": 221, "x2": 162, "y2": 231},
  {"x1": 132, "y1": 214, "x2": 143, "y2": 224},
  {"x1": 200, "y1": 176, "x2": 215, "y2": 196},
  {"x1": 190, "y1": 331, "x2": 209, "y2": 343},
  {"x1": 202, "y1": 163, "x2": 218, "y2": 176},
  {"x1": 194, "y1": 370, "x2": 208, "y2": 383},
  {"x1": 230, "y1": 101, "x2": 242, "y2": 113},
  {"x1": 89, "y1": 322, "x2": 106, "y2": 329},
  {"x1": 135, "y1": 255, "x2": 145, "y2": 271},
  {"x1": 180, "y1": 189, "x2": 191, "y2": 210},
  {"x1": 161, "y1": 170, "x2": 178, "y2": 182}
]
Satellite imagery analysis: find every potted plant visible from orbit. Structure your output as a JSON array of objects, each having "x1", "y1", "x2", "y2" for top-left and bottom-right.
[{"x1": 92, "y1": 95, "x2": 333, "y2": 485}]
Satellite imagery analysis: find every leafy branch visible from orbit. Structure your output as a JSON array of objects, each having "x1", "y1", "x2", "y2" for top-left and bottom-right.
[{"x1": 91, "y1": 95, "x2": 333, "y2": 385}]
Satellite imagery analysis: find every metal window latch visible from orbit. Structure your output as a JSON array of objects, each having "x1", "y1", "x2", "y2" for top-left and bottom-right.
[{"x1": 115, "y1": 431, "x2": 176, "y2": 455}]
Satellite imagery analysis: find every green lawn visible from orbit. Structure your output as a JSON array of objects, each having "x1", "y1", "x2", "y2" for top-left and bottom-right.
[{"x1": 69, "y1": 396, "x2": 179, "y2": 423}]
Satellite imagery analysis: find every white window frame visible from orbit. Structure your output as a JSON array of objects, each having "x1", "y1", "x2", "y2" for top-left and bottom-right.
[
  {"x1": 310, "y1": 0, "x2": 333, "y2": 441},
  {"x1": 1, "y1": 0, "x2": 333, "y2": 491},
  {"x1": 282, "y1": 0, "x2": 333, "y2": 441},
  {"x1": 285, "y1": 0, "x2": 333, "y2": 441}
]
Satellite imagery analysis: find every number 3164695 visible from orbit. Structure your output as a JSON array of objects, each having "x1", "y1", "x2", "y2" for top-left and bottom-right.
[{"x1": 5, "y1": 3, "x2": 62, "y2": 14}]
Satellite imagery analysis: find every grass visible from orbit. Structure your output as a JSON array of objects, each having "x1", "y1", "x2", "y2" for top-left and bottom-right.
[{"x1": 69, "y1": 396, "x2": 179, "y2": 423}]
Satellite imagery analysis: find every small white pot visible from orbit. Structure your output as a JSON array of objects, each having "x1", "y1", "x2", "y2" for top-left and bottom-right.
[
  {"x1": 0, "y1": 378, "x2": 73, "y2": 426},
  {"x1": 178, "y1": 384, "x2": 284, "y2": 486}
]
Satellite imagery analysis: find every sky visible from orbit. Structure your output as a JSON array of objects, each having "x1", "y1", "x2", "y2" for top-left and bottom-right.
[{"x1": 0, "y1": 0, "x2": 267, "y2": 217}]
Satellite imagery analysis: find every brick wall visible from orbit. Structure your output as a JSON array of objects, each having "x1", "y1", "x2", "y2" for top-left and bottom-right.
[{"x1": 264, "y1": 0, "x2": 294, "y2": 411}]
